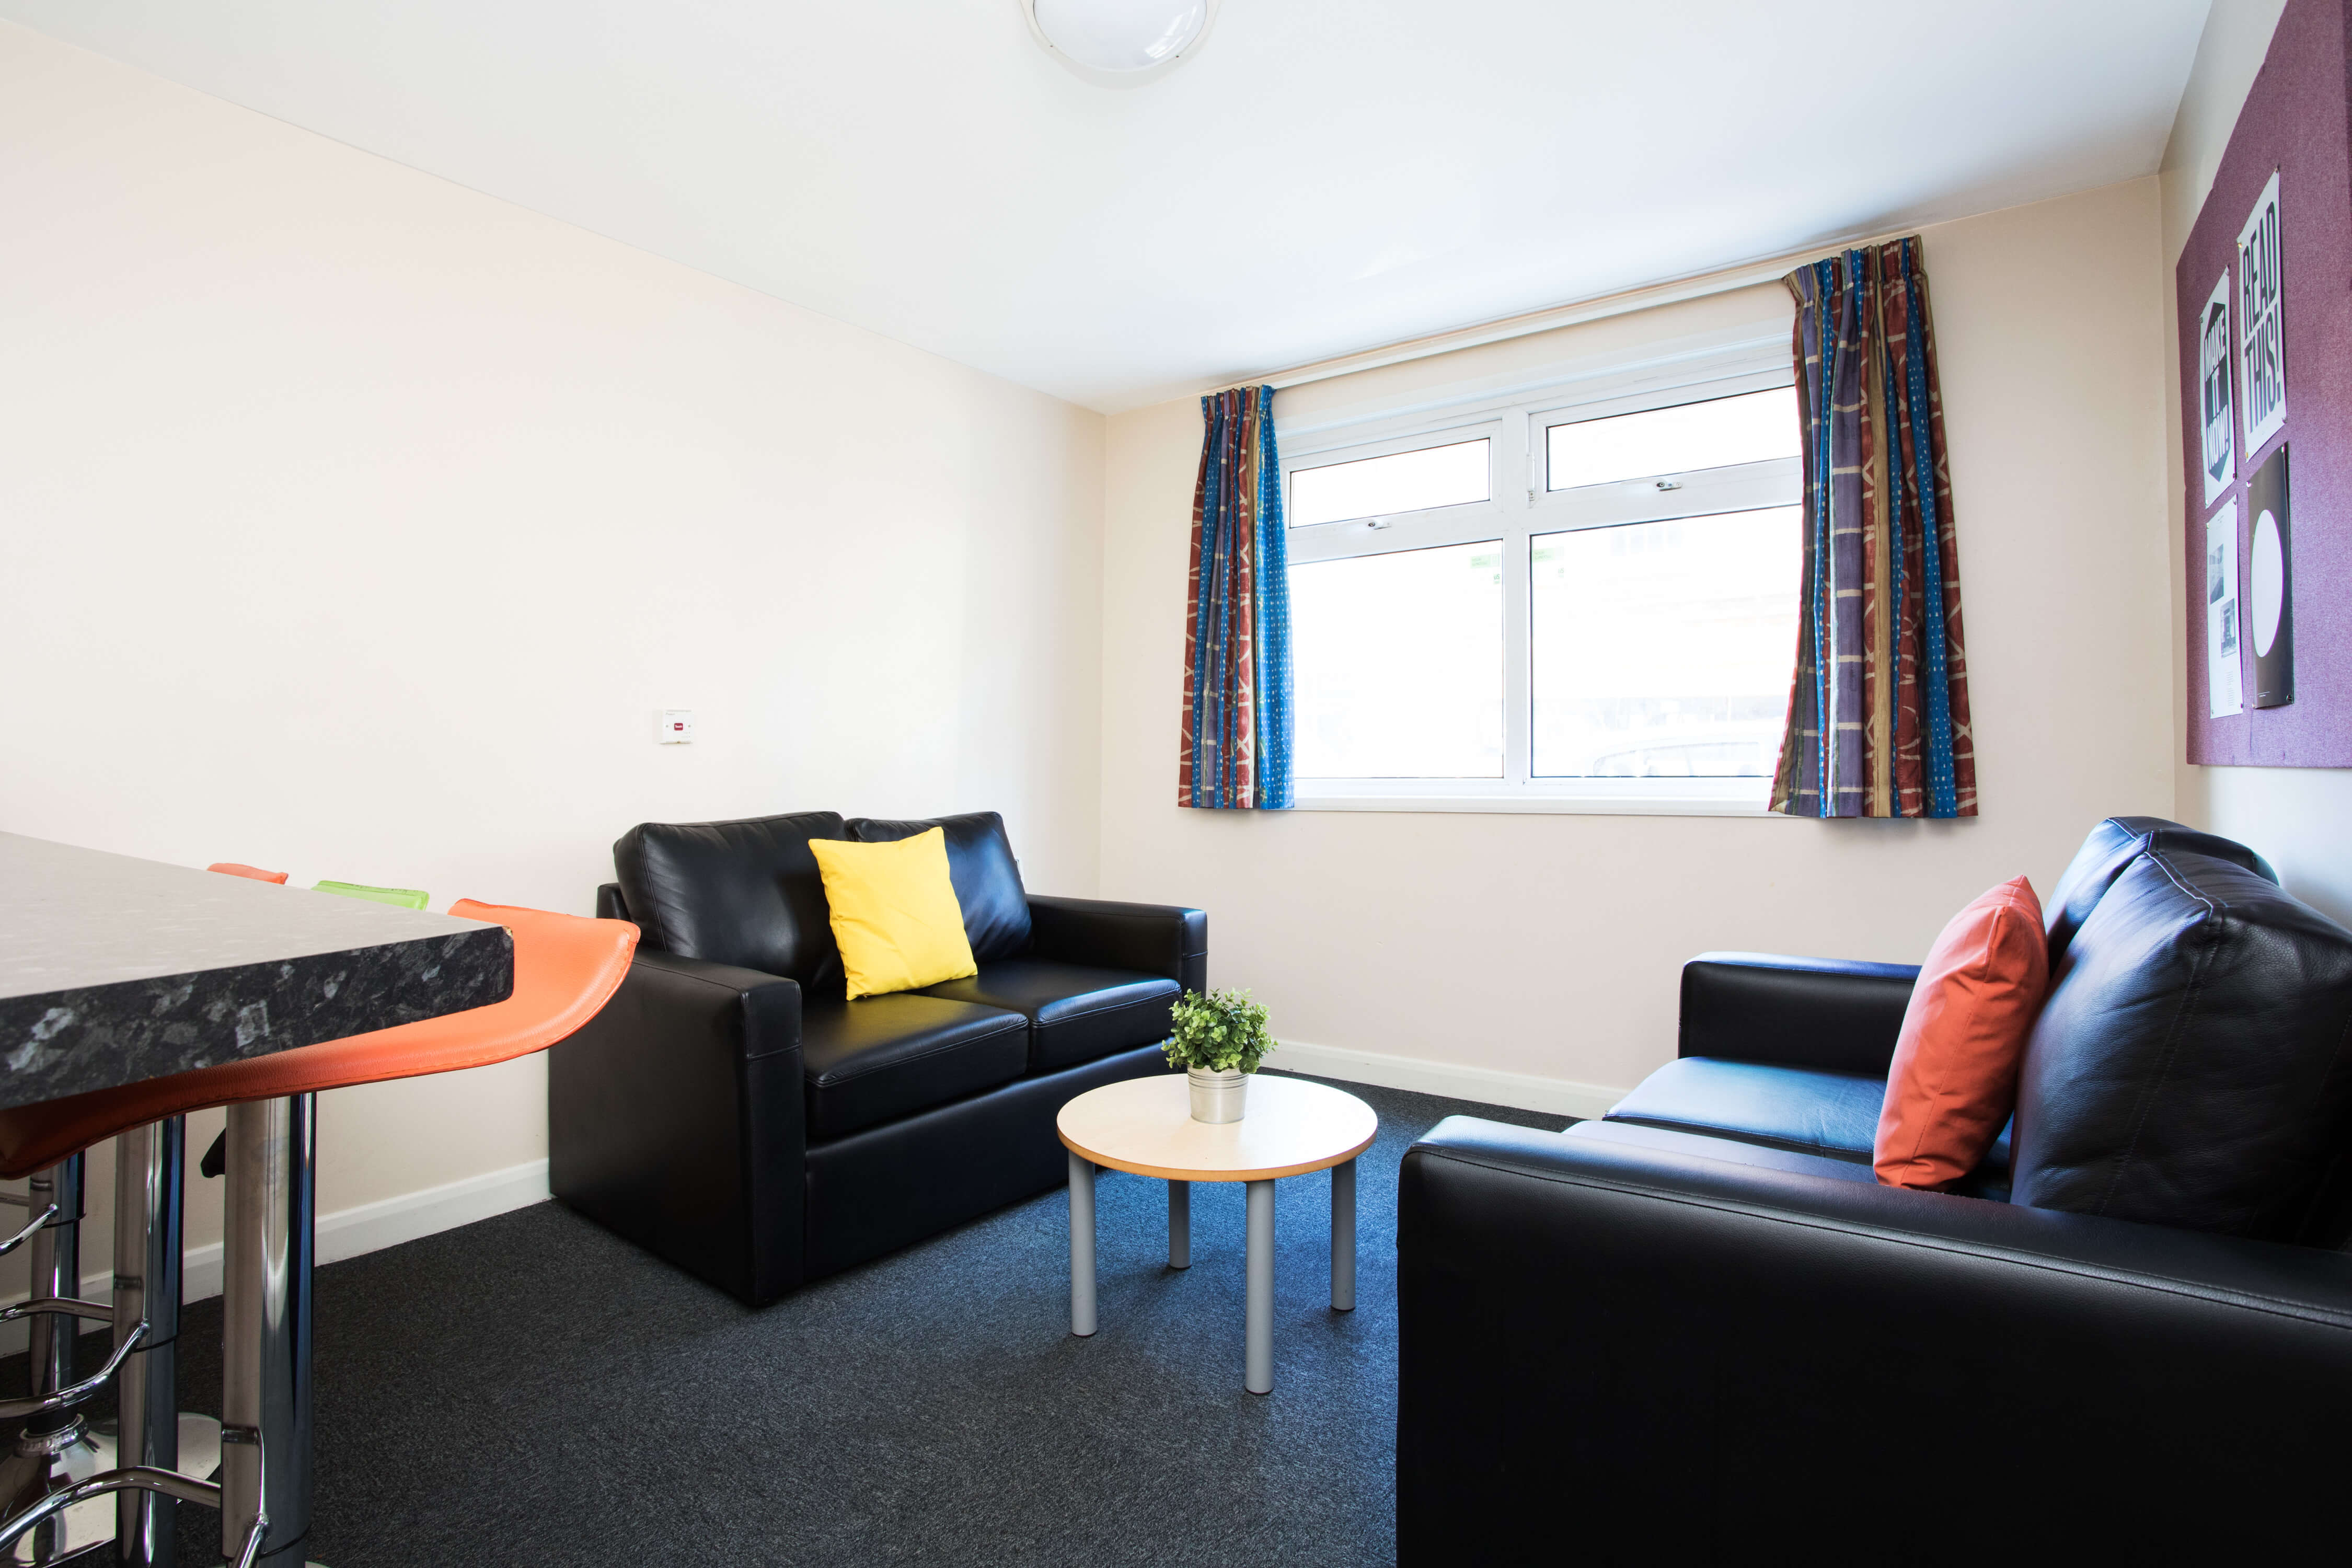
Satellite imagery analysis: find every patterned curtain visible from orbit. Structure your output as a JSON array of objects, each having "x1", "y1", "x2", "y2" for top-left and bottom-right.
[
  {"x1": 1770, "y1": 237, "x2": 1977, "y2": 818},
  {"x1": 1179, "y1": 386, "x2": 1293, "y2": 809}
]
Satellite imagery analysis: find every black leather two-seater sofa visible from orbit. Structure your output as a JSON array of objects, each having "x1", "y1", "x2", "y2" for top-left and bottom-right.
[
  {"x1": 549, "y1": 810, "x2": 1203, "y2": 1305},
  {"x1": 1398, "y1": 817, "x2": 2352, "y2": 1563}
]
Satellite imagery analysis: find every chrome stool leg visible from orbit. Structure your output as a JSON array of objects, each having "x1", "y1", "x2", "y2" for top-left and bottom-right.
[
  {"x1": 113, "y1": 1117, "x2": 222, "y2": 1568},
  {"x1": 0, "y1": 1156, "x2": 112, "y2": 1565},
  {"x1": 222, "y1": 1096, "x2": 315, "y2": 1568}
]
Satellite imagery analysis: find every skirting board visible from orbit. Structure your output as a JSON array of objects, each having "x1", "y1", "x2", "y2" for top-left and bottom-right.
[
  {"x1": 2, "y1": 1158, "x2": 550, "y2": 1356},
  {"x1": 1270, "y1": 1039, "x2": 1628, "y2": 1122}
]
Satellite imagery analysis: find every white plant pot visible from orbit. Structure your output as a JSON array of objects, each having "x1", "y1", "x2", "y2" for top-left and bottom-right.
[{"x1": 1187, "y1": 1067, "x2": 1248, "y2": 1124}]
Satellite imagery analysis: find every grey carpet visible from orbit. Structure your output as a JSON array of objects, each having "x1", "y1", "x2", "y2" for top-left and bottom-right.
[{"x1": 24, "y1": 1075, "x2": 1565, "y2": 1567}]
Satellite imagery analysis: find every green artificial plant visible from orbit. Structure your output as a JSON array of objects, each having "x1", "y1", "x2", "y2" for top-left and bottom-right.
[{"x1": 1165, "y1": 987, "x2": 1275, "y2": 1075}]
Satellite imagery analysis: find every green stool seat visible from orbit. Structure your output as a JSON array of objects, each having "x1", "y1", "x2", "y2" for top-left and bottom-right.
[{"x1": 313, "y1": 881, "x2": 430, "y2": 911}]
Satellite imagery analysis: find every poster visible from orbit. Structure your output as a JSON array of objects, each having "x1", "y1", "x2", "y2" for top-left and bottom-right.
[
  {"x1": 2198, "y1": 271, "x2": 2236, "y2": 504},
  {"x1": 2238, "y1": 170, "x2": 2287, "y2": 455},
  {"x1": 2247, "y1": 444, "x2": 2294, "y2": 708},
  {"x1": 2206, "y1": 499, "x2": 2243, "y2": 718}
]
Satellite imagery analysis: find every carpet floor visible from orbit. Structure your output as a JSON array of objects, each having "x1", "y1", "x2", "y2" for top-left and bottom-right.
[{"x1": 21, "y1": 1075, "x2": 1565, "y2": 1567}]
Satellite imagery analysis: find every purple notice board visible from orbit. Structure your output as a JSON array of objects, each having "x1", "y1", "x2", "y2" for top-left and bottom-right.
[{"x1": 2176, "y1": 0, "x2": 2352, "y2": 766}]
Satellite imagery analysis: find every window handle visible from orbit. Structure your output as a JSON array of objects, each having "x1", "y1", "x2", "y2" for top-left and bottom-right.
[
  {"x1": 1365, "y1": 517, "x2": 1390, "y2": 531},
  {"x1": 1654, "y1": 479, "x2": 1682, "y2": 491}
]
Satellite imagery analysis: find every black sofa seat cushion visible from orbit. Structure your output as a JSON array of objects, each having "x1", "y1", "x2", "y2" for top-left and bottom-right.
[
  {"x1": 1605, "y1": 1057, "x2": 1887, "y2": 1164},
  {"x1": 918, "y1": 960, "x2": 1180, "y2": 1074},
  {"x1": 799, "y1": 995, "x2": 1029, "y2": 1143},
  {"x1": 1567, "y1": 1118, "x2": 1880, "y2": 1184}
]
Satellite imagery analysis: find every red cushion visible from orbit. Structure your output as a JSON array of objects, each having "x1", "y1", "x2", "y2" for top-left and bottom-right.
[{"x1": 1874, "y1": 877, "x2": 2049, "y2": 1190}]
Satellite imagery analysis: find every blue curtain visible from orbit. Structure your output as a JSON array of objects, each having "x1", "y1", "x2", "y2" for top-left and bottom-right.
[{"x1": 1179, "y1": 386, "x2": 1292, "y2": 808}]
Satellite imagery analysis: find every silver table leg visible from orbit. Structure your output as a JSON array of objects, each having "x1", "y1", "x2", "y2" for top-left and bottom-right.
[
  {"x1": 1067, "y1": 1152, "x2": 1096, "y2": 1338},
  {"x1": 0, "y1": 1153, "x2": 113, "y2": 1567},
  {"x1": 1167, "y1": 1181, "x2": 1190, "y2": 1270},
  {"x1": 1330, "y1": 1158, "x2": 1356, "y2": 1312},
  {"x1": 222, "y1": 1095, "x2": 316, "y2": 1568},
  {"x1": 1244, "y1": 1179, "x2": 1274, "y2": 1395}
]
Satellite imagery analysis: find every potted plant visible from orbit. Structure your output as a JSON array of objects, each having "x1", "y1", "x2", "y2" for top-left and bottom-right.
[{"x1": 1166, "y1": 988, "x2": 1274, "y2": 1124}]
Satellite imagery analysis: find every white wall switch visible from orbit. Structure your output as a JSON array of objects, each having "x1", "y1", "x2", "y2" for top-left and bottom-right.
[{"x1": 654, "y1": 709, "x2": 695, "y2": 744}]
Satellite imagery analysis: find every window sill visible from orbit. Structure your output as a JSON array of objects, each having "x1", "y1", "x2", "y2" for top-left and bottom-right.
[{"x1": 1289, "y1": 786, "x2": 1781, "y2": 818}]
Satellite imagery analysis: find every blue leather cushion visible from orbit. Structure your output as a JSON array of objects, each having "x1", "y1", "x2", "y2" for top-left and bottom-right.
[{"x1": 1606, "y1": 1056, "x2": 2012, "y2": 1189}]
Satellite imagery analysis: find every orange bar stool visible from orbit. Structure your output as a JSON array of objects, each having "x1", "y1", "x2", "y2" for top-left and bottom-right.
[{"x1": 0, "y1": 900, "x2": 635, "y2": 1568}]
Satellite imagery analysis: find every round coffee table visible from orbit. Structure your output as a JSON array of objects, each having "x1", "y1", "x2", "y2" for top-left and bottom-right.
[{"x1": 1056, "y1": 1074, "x2": 1377, "y2": 1394}]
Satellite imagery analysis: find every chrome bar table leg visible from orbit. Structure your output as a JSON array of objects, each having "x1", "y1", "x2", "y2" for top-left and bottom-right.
[
  {"x1": 1330, "y1": 1158, "x2": 1356, "y2": 1312},
  {"x1": 1, "y1": 1154, "x2": 112, "y2": 1566},
  {"x1": 1067, "y1": 1153, "x2": 1096, "y2": 1338},
  {"x1": 1244, "y1": 1178, "x2": 1274, "y2": 1395},
  {"x1": 1167, "y1": 1181, "x2": 1190, "y2": 1270},
  {"x1": 116, "y1": 1117, "x2": 203, "y2": 1568},
  {"x1": 222, "y1": 1096, "x2": 315, "y2": 1568}
]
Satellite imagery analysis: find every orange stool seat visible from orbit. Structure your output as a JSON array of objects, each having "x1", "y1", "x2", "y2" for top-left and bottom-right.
[
  {"x1": 204, "y1": 864, "x2": 289, "y2": 885},
  {"x1": 0, "y1": 901, "x2": 637, "y2": 1180}
]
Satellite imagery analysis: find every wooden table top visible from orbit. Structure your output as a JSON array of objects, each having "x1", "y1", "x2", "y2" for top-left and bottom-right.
[{"x1": 1057, "y1": 1074, "x2": 1377, "y2": 1183}]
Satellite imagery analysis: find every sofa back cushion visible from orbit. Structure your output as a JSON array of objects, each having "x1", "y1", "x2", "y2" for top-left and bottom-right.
[
  {"x1": 2044, "y1": 815, "x2": 2277, "y2": 966},
  {"x1": 845, "y1": 812, "x2": 1032, "y2": 962},
  {"x1": 614, "y1": 812, "x2": 849, "y2": 991},
  {"x1": 2011, "y1": 844, "x2": 2352, "y2": 1243}
]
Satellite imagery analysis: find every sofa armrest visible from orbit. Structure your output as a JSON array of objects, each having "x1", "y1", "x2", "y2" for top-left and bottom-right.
[
  {"x1": 1397, "y1": 1116, "x2": 2352, "y2": 1565},
  {"x1": 1027, "y1": 895, "x2": 1206, "y2": 993},
  {"x1": 1677, "y1": 950, "x2": 1918, "y2": 1076},
  {"x1": 548, "y1": 951, "x2": 805, "y2": 1305}
]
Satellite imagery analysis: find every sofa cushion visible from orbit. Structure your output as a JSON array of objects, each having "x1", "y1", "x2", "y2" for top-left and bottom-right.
[
  {"x1": 2013, "y1": 844, "x2": 2352, "y2": 1243},
  {"x1": 614, "y1": 812, "x2": 849, "y2": 993},
  {"x1": 1566, "y1": 1118, "x2": 1880, "y2": 1185},
  {"x1": 808, "y1": 830, "x2": 978, "y2": 999},
  {"x1": 918, "y1": 960, "x2": 1180, "y2": 1074},
  {"x1": 1874, "y1": 877, "x2": 2048, "y2": 1191},
  {"x1": 1606, "y1": 1058, "x2": 1885, "y2": 1163},
  {"x1": 2044, "y1": 815, "x2": 2276, "y2": 966},
  {"x1": 798, "y1": 995, "x2": 1029, "y2": 1142},
  {"x1": 845, "y1": 812, "x2": 1031, "y2": 962}
]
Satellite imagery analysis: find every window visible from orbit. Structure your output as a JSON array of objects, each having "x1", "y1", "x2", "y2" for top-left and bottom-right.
[{"x1": 1282, "y1": 357, "x2": 1802, "y2": 812}]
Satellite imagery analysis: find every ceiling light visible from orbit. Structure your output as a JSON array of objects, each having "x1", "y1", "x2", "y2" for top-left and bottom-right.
[{"x1": 1021, "y1": 0, "x2": 1220, "y2": 87}]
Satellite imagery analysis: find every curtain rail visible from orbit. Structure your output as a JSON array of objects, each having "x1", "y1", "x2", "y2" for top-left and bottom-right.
[{"x1": 1226, "y1": 224, "x2": 1920, "y2": 397}]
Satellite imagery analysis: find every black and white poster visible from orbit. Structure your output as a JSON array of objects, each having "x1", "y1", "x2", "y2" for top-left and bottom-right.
[
  {"x1": 2237, "y1": 170, "x2": 2287, "y2": 455},
  {"x1": 2198, "y1": 271, "x2": 2236, "y2": 504},
  {"x1": 2247, "y1": 444, "x2": 2293, "y2": 709},
  {"x1": 2206, "y1": 500, "x2": 2243, "y2": 717}
]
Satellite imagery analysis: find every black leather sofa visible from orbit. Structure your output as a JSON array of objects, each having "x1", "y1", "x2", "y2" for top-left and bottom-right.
[
  {"x1": 549, "y1": 810, "x2": 1203, "y2": 1305},
  {"x1": 1398, "y1": 817, "x2": 2352, "y2": 1564}
]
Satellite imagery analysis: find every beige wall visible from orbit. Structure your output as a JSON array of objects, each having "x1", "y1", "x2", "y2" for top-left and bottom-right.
[
  {"x1": 0, "y1": 25, "x2": 1106, "y2": 1295},
  {"x1": 2158, "y1": 0, "x2": 2352, "y2": 925},
  {"x1": 1100, "y1": 179, "x2": 2176, "y2": 1102}
]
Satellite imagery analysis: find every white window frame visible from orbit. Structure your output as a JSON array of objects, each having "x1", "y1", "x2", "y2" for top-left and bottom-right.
[{"x1": 1280, "y1": 343, "x2": 1801, "y2": 816}]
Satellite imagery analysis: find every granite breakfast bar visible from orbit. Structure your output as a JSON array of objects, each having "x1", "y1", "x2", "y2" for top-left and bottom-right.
[{"x1": 0, "y1": 833, "x2": 512, "y2": 1567}]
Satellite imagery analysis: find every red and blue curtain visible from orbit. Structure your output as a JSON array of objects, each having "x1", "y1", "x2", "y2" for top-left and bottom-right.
[
  {"x1": 1179, "y1": 385, "x2": 1293, "y2": 809},
  {"x1": 1772, "y1": 238, "x2": 1977, "y2": 818}
]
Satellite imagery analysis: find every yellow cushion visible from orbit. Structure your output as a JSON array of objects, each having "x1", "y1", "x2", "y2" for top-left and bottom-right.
[{"x1": 807, "y1": 828, "x2": 978, "y2": 1000}]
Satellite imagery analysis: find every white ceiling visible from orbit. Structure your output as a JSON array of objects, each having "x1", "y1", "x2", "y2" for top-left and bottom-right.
[{"x1": 2, "y1": 1, "x2": 2211, "y2": 412}]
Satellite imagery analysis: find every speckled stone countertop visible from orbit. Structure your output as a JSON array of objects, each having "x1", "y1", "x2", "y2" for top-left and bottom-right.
[{"x1": 0, "y1": 833, "x2": 513, "y2": 1113}]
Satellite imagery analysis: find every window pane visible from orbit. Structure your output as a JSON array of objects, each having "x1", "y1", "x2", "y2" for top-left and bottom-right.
[
  {"x1": 1290, "y1": 438, "x2": 1490, "y2": 527},
  {"x1": 1547, "y1": 388, "x2": 1799, "y2": 491},
  {"x1": 1293, "y1": 540, "x2": 1503, "y2": 778},
  {"x1": 1531, "y1": 509, "x2": 1800, "y2": 778}
]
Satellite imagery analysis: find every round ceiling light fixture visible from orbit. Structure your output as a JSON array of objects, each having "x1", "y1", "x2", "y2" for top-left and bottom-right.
[{"x1": 1021, "y1": 0, "x2": 1220, "y2": 87}]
